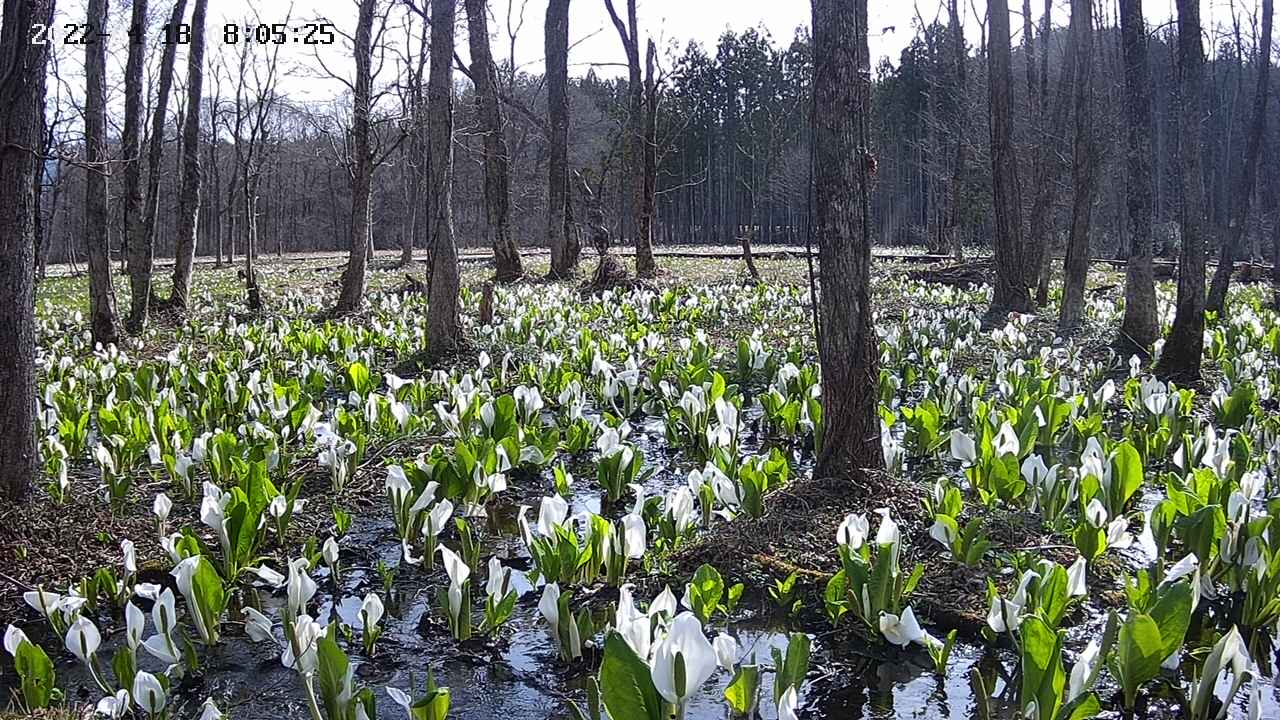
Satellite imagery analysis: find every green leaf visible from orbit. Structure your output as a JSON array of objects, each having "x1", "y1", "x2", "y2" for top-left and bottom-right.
[
  {"x1": 192, "y1": 555, "x2": 228, "y2": 632},
  {"x1": 599, "y1": 632, "x2": 664, "y2": 720},
  {"x1": 14, "y1": 640, "x2": 55, "y2": 709},
  {"x1": 1113, "y1": 613, "x2": 1164, "y2": 710},
  {"x1": 410, "y1": 686, "x2": 452, "y2": 720},
  {"x1": 1109, "y1": 443, "x2": 1144, "y2": 514},
  {"x1": 317, "y1": 633, "x2": 351, "y2": 720},
  {"x1": 1036, "y1": 565, "x2": 1069, "y2": 628},
  {"x1": 1147, "y1": 581, "x2": 1193, "y2": 661},
  {"x1": 112, "y1": 645, "x2": 137, "y2": 695},
  {"x1": 774, "y1": 633, "x2": 810, "y2": 705},
  {"x1": 1019, "y1": 616, "x2": 1064, "y2": 720},
  {"x1": 1061, "y1": 693, "x2": 1101, "y2": 720},
  {"x1": 724, "y1": 665, "x2": 760, "y2": 717}
]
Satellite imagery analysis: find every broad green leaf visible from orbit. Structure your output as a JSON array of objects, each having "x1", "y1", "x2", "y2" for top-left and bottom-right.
[
  {"x1": 317, "y1": 633, "x2": 351, "y2": 720},
  {"x1": 599, "y1": 632, "x2": 663, "y2": 720},
  {"x1": 724, "y1": 665, "x2": 760, "y2": 717},
  {"x1": 14, "y1": 640, "x2": 55, "y2": 709}
]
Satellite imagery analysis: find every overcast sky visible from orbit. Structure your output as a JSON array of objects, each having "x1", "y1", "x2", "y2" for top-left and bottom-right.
[
  {"x1": 204, "y1": 0, "x2": 1240, "y2": 73},
  {"x1": 41, "y1": 0, "x2": 1259, "y2": 105}
]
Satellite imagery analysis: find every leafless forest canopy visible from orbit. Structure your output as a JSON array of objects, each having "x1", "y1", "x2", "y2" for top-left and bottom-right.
[{"x1": 28, "y1": 1, "x2": 1279, "y2": 269}]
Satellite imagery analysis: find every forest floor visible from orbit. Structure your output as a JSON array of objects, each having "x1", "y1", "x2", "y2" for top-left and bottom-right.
[
  {"x1": 13, "y1": 247, "x2": 1132, "y2": 607},
  {"x1": 8, "y1": 246, "x2": 1270, "y2": 720}
]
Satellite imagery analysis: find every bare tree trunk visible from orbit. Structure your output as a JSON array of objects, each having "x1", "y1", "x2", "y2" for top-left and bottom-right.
[
  {"x1": 605, "y1": 0, "x2": 655, "y2": 278},
  {"x1": 169, "y1": 0, "x2": 208, "y2": 311},
  {"x1": 1155, "y1": 0, "x2": 1209, "y2": 383},
  {"x1": 85, "y1": 0, "x2": 119, "y2": 346},
  {"x1": 811, "y1": 0, "x2": 883, "y2": 477},
  {"x1": 546, "y1": 0, "x2": 577, "y2": 278},
  {"x1": 123, "y1": 0, "x2": 150, "y2": 331},
  {"x1": 1116, "y1": 0, "x2": 1160, "y2": 353},
  {"x1": 740, "y1": 228, "x2": 761, "y2": 282},
  {"x1": 209, "y1": 134, "x2": 222, "y2": 267},
  {"x1": 335, "y1": 0, "x2": 377, "y2": 314},
  {"x1": 0, "y1": 0, "x2": 54, "y2": 500},
  {"x1": 242, "y1": 171, "x2": 262, "y2": 309},
  {"x1": 426, "y1": 0, "x2": 461, "y2": 357},
  {"x1": 1273, "y1": 172, "x2": 1280, "y2": 307},
  {"x1": 641, "y1": 39, "x2": 658, "y2": 274},
  {"x1": 1058, "y1": 0, "x2": 1097, "y2": 331},
  {"x1": 466, "y1": 0, "x2": 523, "y2": 282},
  {"x1": 945, "y1": 0, "x2": 966, "y2": 262},
  {"x1": 1027, "y1": 6, "x2": 1077, "y2": 306},
  {"x1": 401, "y1": 24, "x2": 428, "y2": 269},
  {"x1": 1206, "y1": 0, "x2": 1273, "y2": 313},
  {"x1": 986, "y1": 0, "x2": 1032, "y2": 317}
]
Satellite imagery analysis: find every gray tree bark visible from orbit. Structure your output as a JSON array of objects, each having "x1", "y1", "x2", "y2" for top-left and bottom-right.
[
  {"x1": 466, "y1": 0, "x2": 523, "y2": 282},
  {"x1": 1155, "y1": 0, "x2": 1209, "y2": 383},
  {"x1": 986, "y1": 0, "x2": 1032, "y2": 317},
  {"x1": 168, "y1": 0, "x2": 208, "y2": 311},
  {"x1": 85, "y1": 0, "x2": 119, "y2": 346},
  {"x1": 944, "y1": 0, "x2": 966, "y2": 262},
  {"x1": 426, "y1": 0, "x2": 461, "y2": 357},
  {"x1": 811, "y1": 0, "x2": 883, "y2": 477},
  {"x1": 140, "y1": 0, "x2": 187, "y2": 311},
  {"x1": 123, "y1": 0, "x2": 149, "y2": 332},
  {"x1": 604, "y1": 0, "x2": 656, "y2": 278},
  {"x1": 400, "y1": 22, "x2": 428, "y2": 268},
  {"x1": 1058, "y1": 0, "x2": 1098, "y2": 331},
  {"x1": 1116, "y1": 0, "x2": 1160, "y2": 353},
  {"x1": 1205, "y1": 0, "x2": 1272, "y2": 314},
  {"x1": 0, "y1": 0, "x2": 55, "y2": 500},
  {"x1": 545, "y1": 0, "x2": 577, "y2": 278},
  {"x1": 335, "y1": 0, "x2": 377, "y2": 314}
]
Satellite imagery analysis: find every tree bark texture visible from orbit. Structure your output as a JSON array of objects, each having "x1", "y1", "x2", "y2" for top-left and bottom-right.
[
  {"x1": 0, "y1": 0, "x2": 55, "y2": 500},
  {"x1": 466, "y1": 0, "x2": 523, "y2": 282},
  {"x1": 144, "y1": 0, "x2": 188, "y2": 304},
  {"x1": 427, "y1": 0, "x2": 461, "y2": 357},
  {"x1": 169, "y1": 0, "x2": 208, "y2": 311},
  {"x1": 123, "y1": 0, "x2": 149, "y2": 331},
  {"x1": 546, "y1": 0, "x2": 577, "y2": 277},
  {"x1": 1155, "y1": 0, "x2": 1209, "y2": 383},
  {"x1": 811, "y1": 0, "x2": 884, "y2": 477},
  {"x1": 1205, "y1": 0, "x2": 1272, "y2": 314},
  {"x1": 605, "y1": 0, "x2": 656, "y2": 278},
  {"x1": 400, "y1": 23, "x2": 428, "y2": 268},
  {"x1": 85, "y1": 0, "x2": 119, "y2": 346},
  {"x1": 1116, "y1": 0, "x2": 1160, "y2": 353},
  {"x1": 1027, "y1": 14, "x2": 1077, "y2": 305},
  {"x1": 335, "y1": 0, "x2": 377, "y2": 314},
  {"x1": 1058, "y1": 0, "x2": 1098, "y2": 331},
  {"x1": 641, "y1": 39, "x2": 658, "y2": 274},
  {"x1": 945, "y1": 0, "x2": 966, "y2": 261},
  {"x1": 986, "y1": 0, "x2": 1032, "y2": 316}
]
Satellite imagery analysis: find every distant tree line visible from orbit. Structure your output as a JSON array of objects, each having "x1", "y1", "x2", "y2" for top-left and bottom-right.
[{"x1": 32, "y1": 9, "x2": 1279, "y2": 273}]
